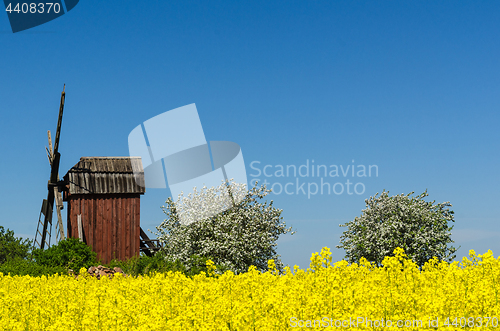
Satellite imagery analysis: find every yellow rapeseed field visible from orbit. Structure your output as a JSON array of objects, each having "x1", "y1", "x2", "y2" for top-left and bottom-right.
[{"x1": 0, "y1": 247, "x2": 499, "y2": 330}]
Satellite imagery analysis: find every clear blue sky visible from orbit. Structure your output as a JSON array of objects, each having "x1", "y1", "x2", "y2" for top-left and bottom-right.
[{"x1": 1, "y1": 1, "x2": 499, "y2": 269}]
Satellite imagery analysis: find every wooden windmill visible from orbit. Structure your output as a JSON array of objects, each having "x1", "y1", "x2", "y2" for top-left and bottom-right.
[
  {"x1": 33, "y1": 86, "x2": 67, "y2": 249},
  {"x1": 32, "y1": 86, "x2": 162, "y2": 260}
]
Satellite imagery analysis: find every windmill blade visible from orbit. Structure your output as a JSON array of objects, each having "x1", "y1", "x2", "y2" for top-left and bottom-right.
[
  {"x1": 39, "y1": 186, "x2": 55, "y2": 249},
  {"x1": 33, "y1": 199, "x2": 50, "y2": 250},
  {"x1": 53, "y1": 85, "x2": 65, "y2": 154},
  {"x1": 40, "y1": 147, "x2": 61, "y2": 249},
  {"x1": 47, "y1": 130, "x2": 54, "y2": 164},
  {"x1": 47, "y1": 129, "x2": 65, "y2": 242},
  {"x1": 36, "y1": 86, "x2": 66, "y2": 250},
  {"x1": 34, "y1": 177, "x2": 65, "y2": 249}
]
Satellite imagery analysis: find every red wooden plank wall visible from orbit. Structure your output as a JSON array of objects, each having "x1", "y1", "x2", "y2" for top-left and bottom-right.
[{"x1": 66, "y1": 194, "x2": 140, "y2": 264}]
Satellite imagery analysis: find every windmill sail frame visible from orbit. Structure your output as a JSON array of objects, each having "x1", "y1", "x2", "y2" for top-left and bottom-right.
[{"x1": 34, "y1": 86, "x2": 67, "y2": 250}]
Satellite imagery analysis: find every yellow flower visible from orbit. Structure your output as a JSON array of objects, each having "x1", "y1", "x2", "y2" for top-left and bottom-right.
[
  {"x1": 205, "y1": 259, "x2": 216, "y2": 276},
  {"x1": 1, "y1": 247, "x2": 498, "y2": 330}
]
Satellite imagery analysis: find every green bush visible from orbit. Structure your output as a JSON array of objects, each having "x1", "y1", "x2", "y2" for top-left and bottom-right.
[
  {"x1": 32, "y1": 237, "x2": 97, "y2": 271},
  {"x1": 0, "y1": 258, "x2": 66, "y2": 277},
  {"x1": 106, "y1": 251, "x2": 184, "y2": 276},
  {"x1": 0, "y1": 226, "x2": 32, "y2": 263},
  {"x1": 182, "y1": 254, "x2": 228, "y2": 277},
  {"x1": 0, "y1": 228, "x2": 223, "y2": 277},
  {"x1": 104, "y1": 252, "x2": 225, "y2": 277}
]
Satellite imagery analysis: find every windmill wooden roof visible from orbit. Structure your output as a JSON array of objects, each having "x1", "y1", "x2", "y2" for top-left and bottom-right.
[{"x1": 64, "y1": 157, "x2": 145, "y2": 195}]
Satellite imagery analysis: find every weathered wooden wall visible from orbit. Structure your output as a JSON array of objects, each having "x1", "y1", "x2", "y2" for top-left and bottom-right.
[
  {"x1": 66, "y1": 194, "x2": 141, "y2": 264},
  {"x1": 63, "y1": 157, "x2": 145, "y2": 264}
]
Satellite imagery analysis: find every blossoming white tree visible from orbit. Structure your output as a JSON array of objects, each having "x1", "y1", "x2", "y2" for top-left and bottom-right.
[
  {"x1": 172, "y1": 180, "x2": 248, "y2": 226},
  {"x1": 337, "y1": 190, "x2": 458, "y2": 267},
  {"x1": 155, "y1": 181, "x2": 294, "y2": 274}
]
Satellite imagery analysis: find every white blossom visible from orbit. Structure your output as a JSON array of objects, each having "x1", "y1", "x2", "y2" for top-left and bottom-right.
[{"x1": 174, "y1": 180, "x2": 247, "y2": 226}]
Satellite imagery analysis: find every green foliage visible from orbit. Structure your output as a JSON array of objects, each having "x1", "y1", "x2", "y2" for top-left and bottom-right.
[
  {"x1": 32, "y1": 237, "x2": 97, "y2": 271},
  {"x1": 0, "y1": 226, "x2": 66, "y2": 277},
  {"x1": 181, "y1": 254, "x2": 229, "y2": 277},
  {"x1": 106, "y1": 251, "x2": 185, "y2": 276},
  {"x1": 0, "y1": 258, "x2": 66, "y2": 277},
  {"x1": 337, "y1": 190, "x2": 458, "y2": 268},
  {"x1": 105, "y1": 251, "x2": 224, "y2": 277},
  {"x1": 0, "y1": 227, "x2": 222, "y2": 277},
  {"x1": 0, "y1": 226, "x2": 32, "y2": 264}
]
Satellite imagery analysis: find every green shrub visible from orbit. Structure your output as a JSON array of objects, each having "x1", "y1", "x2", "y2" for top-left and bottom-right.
[
  {"x1": 104, "y1": 252, "x2": 225, "y2": 277},
  {"x1": 0, "y1": 231, "x2": 223, "y2": 277},
  {"x1": 182, "y1": 254, "x2": 228, "y2": 277},
  {"x1": 0, "y1": 226, "x2": 32, "y2": 263},
  {"x1": 106, "y1": 251, "x2": 185, "y2": 276},
  {"x1": 0, "y1": 258, "x2": 67, "y2": 277},
  {"x1": 32, "y1": 237, "x2": 97, "y2": 271}
]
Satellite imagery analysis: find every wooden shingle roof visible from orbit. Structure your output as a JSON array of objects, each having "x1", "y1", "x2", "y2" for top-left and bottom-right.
[{"x1": 64, "y1": 157, "x2": 145, "y2": 195}]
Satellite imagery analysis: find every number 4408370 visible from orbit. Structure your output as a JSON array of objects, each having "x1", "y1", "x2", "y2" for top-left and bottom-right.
[
  {"x1": 443, "y1": 316, "x2": 498, "y2": 328},
  {"x1": 5, "y1": 3, "x2": 61, "y2": 14}
]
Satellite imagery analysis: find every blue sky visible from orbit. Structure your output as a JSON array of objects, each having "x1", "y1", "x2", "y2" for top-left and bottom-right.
[{"x1": 1, "y1": 1, "x2": 499, "y2": 269}]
